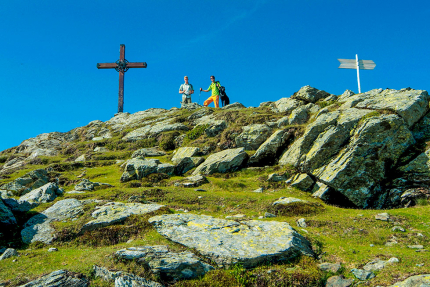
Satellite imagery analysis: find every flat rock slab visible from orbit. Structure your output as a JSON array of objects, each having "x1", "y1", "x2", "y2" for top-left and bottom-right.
[
  {"x1": 116, "y1": 245, "x2": 214, "y2": 280},
  {"x1": 81, "y1": 202, "x2": 165, "y2": 232},
  {"x1": 94, "y1": 265, "x2": 163, "y2": 287},
  {"x1": 132, "y1": 148, "x2": 166, "y2": 158},
  {"x1": 326, "y1": 275, "x2": 353, "y2": 287},
  {"x1": 21, "y1": 199, "x2": 84, "y2": 244},
  {"x1": 0, "y1": 248, "x2": 18, "y2": 260},
  {"x1": 192, "y1": 148, "x2": 248, "y2": 175},
  {"x1": 75, "y1": 179, "x2": 112, "y2": 191},
  {"x1": 18, "y1": 269, "x2": 89, "y2": 287},
  {"x1": 148, "y1": 213, "x2": 314, "y2": 268},
  {"x1": 389, "y1": 274, "x2": 430, "y2": 287},
  {"x1": 172, "y1": 147, "x2": 200, "y2": 163}
]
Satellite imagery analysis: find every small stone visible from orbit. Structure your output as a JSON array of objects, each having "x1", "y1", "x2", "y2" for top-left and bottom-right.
[
  {"x1": 252, "y1": 187, "x2": 264, "y2": 193},
  {"x1": 318, "y1": 262, "x2": 341, "y2": 273},
  {"x1": 296, "y1": 218, "x2": 307, "y2": 228},
  {"x1": 264, "y1": 212, "x2": 276, "y2": 218},
  {"x1": 375, "y1": 213, "x2": 390, "y2": 221},
  {"x1": 258, "y1": 216, "x2": 264, "y2": 219},
  {"x1": 326, "y1": 275, "x2": 353, "y2": 287},
  {"x1": 351, "y1": 268, "x2": 375, "y2": 280},
  {"x1": 126, "y1": 239, "x2": 134, "y2": 244},
  {"x1": 392, "y1": 226, "x2": 405, "y2": 232},
  {"x1": 232, "y1": 214, "x2": 246, "y2": 219},
  {"x1": 370, "y1": 244, "x2": 374, "y2": 247},
  {"x1": 416, "y1": 263, "x2": 424, "y2": 267},
  {"x1": 197, "y1": 196, "x2": 203, "y2": 199},
  {"x1": 267, "y1": 173, "x2": 288, "y2": 182},
  {"x1": 408, "y1": 245, "x2": 424, "y2": 249},
  {"x1": 48, "y1": 248, "x2": 58, "y2": 252}
]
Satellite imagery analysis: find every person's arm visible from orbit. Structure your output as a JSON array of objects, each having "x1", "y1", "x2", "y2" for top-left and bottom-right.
[
  {"x1": 190, "y1": 85, "x2": 194, "y2": 94},
  {"x1": 179, "y1": 84, "x2": 184, "y2": 94}
]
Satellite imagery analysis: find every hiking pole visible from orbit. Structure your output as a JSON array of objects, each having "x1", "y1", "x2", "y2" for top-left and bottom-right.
[{"x1": 199, "y1": 90, "x2": 201, "y2": 105}]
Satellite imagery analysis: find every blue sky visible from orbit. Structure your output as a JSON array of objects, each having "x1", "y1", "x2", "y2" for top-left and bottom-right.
[{"x1": 1, "y1": 0, "x2": 429, "y2": 151}]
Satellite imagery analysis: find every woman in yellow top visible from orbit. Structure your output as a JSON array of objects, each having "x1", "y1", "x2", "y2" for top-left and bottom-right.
[{"x1": 200, "y1": 75, "x2": 220, "y2": 108}]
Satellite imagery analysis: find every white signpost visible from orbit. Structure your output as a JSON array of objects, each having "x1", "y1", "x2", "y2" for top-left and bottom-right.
[{"x1": 338, "y1": 54, "x2": 376, "y2": 93}]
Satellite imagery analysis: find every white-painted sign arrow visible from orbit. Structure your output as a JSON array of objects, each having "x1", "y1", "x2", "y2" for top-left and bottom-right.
[{"x1": 338, "y1": 54, "x2": 376, "y2": 93}]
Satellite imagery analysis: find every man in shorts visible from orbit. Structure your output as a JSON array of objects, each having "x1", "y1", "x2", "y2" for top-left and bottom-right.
[
  {"x1": 179, "y1": 76, "x2": 194, "y2": 105},
  {"x1": 200, "y1": 75, "x2": 220, "y2": 108}
]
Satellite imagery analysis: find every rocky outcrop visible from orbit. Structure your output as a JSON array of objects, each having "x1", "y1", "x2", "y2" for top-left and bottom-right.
[
  {"x1": 192, "y1": 148, "x2": 248, "y2": 175},
  {"x1": 174, "y1": 157, "x2": 204, "y2": 175},
  {"x1": 0, "y1": 199, "x2": 16, "y2": 227},
  {"x1": 131, "y1": 148, "x2": 166, "y2": 158},
  {"x1": 0, "y1": 248, "x2": 18, "y2": 261},
  {"x1": 1, "y1": 169, "x2": 49, "y2": 195},
  {"x1": 172, "y1": 147, "x2": 200, "y2": 163},
  {"x1": 291, "y1": 86, "x2": 331, "y2": 103},
  {"x1": 149, "y1": 213, "x2": 313, "y2": 268},
  {"x1": 204, "y1": 120, "x2": 227, "y2": 137},
  {"x1": 116, "y1": 245, "x2": 214, "y2": 280},
  {"x1": 81, "y1": 202, "x2": 165, "y2": 232},
  {"x1": 74, "y1": 179, "x2": 112, "y2": 191},
  {"x1": 120, "y1": 158, "x2": 162, "y2": 182},
  {"x1": 5, "y1": 182, "x2": 64, "y2": 213},
  {"x1": 235, "y1": 124, "x2": 272, "y2": 150},
  {"x1": 389, "y1": 274, "x2": 430, "y2": 287},
  {"x1": 270, "y1": 98, "x2": 304, "y2": 114},
  {"x1": 18, "y1": 269, "x2": 89, "y2": 287},
  {"x1": 248, "y1": 129, "x2": 294, "y2": 166},
  {"x1": 123, "y1": 121, "x2": 189, "y2": 142},
  {"x1": 21, "y1": 199, "x2": 84, "y2": 244}
]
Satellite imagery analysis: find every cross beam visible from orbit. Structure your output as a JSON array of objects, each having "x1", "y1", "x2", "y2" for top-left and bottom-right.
[{"x1": 97, "y1": 44, "x2": 147, "y2": 113}]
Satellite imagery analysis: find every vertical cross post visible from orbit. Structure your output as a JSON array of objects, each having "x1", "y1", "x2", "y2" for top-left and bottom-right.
[
  {"x1": 356, "y1": 54, "x2": 361, "y2": 94},
  {"x1": 118, "y1": 45, "x2": 125, "y2": 113}
]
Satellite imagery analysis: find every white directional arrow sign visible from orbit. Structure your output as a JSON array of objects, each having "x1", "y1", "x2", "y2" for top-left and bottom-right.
[{"x1": 338, "y1": 54, "x2": 376, "y2": 93}]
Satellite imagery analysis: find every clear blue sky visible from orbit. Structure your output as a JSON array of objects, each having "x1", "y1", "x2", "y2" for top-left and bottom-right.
[{"x1": 1, "y1": 0, "x2": 429, "y2": 151}]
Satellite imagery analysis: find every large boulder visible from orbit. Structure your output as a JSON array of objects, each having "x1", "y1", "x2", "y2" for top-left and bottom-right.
[
  {"x1": 0, "y1": 199, "x2": 17, "y2": 227},
  {"x1": 0, "y1": 169, "x2": 49, "y2": 195},
  {"x1": 116, "y1": 245, "x2": 214, "y2": 280},
  {"x1": 205, "y1": 120, "x2": 227, "y2": 137},
  {"x1": 291, "y1": 86, "x2": 331, "y2": 103},
  {"x1": 313, "y1": 114, "x2": 415, "y2": 208},
  {"x1": 120, "y1": 158, "x2": 161, "y2": 182},
  {"x1": 174, "y1": 157, "x2": 204, "y2": 175},
  {"x1": 148, "y1": 213, "x2": 314, "y2": 268},
  {"x1": 389, "y1": 274, "x2": 430, "y2": 287},
  {"x1": 21, "y1": 199, "x2": 84, "y2": 244},
  {"x1": 81, "y1": 202, "x2": 165, "y2": 232},
  {"x1": 172, "y1": 147, "x2": 200, "y2": 163},
  {"x1": 248, "y1": 129, "x2": 294, "y2": 166},
  {"x1": 18, "y1": 269, "x2": 89, "y2": 287},
  {"x1": 270, "y1": 98, "x2": 305, "y2": 114},
  {"x1": 0, "y1": 248, "x2": 18, "y2": 261},
  {"x1": 288, "y1": 106, "x2": 309, "y2": 125},
  {"x1": 5, "y1": 182, "x2": 64, "y2": 213},
  {"x1": 192, "y1": 148, "x2": 248, "y2": 175},
  {"x1": 235, "y1": 124, "x2": 272, "y2": 150}
]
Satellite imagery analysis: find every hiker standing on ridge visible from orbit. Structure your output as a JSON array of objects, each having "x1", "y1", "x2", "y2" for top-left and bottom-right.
[
  {"x1": 179, "y1": 76, "x2": 194, "y2": 105},
  {"x1": 200, "y1": 75, "x2": 220, "y2": 108}
]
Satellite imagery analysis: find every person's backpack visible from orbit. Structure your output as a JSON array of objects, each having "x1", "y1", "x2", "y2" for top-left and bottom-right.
[{"x1": 217, "y1": 83, "x2": 230, "y2": 107}]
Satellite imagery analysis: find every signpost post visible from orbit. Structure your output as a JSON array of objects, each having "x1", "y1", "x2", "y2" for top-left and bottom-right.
[{"x1": 338, "y1": 54, "x2": 376, "y2": 93}]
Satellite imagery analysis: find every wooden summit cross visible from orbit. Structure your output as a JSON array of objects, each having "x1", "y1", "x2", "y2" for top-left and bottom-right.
[{"x1": 97, "y1": 44, "x2": 147, "y2": 113}]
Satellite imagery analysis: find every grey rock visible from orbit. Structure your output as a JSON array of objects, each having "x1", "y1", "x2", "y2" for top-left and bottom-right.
[
  {"x1": 156, "y1": 163, "x2": 175, "y2": 175},
  {"x1": 120, "y1": 158, "x2": 161, "y2": 182},
  {"x1": 412, "y1": 111, "x2": 430, "y2": 141},
  {"x1": 408, "y1": 245, "x2": 424, "y2": 249},
  {"x1": 288, "y1": 106, "x2": 309, "y2": 125},
  {"x1": 375, "y1": 213, "x2": 390, "y2": 221},
  {"x1": 291, "y1": 85, "x2": 330, "y2": 103},
  {"x1": 94, "y1": 265, "x2": 124, "y2": 281},
  {"x1": 81, "y1": 202, "x2": 164, "y2": 232},
  {"x1": 0, "y1": 248, "x2": 18, "y2": 260},
  {"x1": 311, "y1": 182, "x2": 331, "y2": 201},
  {"x1": 267, "y1": 173, "x2": 288, "y2": 182},
  {"x1": 290, "y1": 173, "x2": 314, "y2": 191},
  {"x1": 272, "y1": 197, "x2": 307, "y2": 206},
  {"x1": 235, "y1": 124, "x2": 273, "y2": 151},
  {"x1": 205, "y1": 120, "x2": 228, "y2": 137},
  {"x1": 249, "y1": 129, "x2": 294, "y2": 166},
  {"x1": 94, "y1": 147, "x2": 109, "y2": 152},
  {"x1": 337, "y1": 90, "x2": 355, "y2": 102},
  {"x1": 18, "y1": 269, "x2": 89, "y2": 287},
  {"x1": 115, "y1": 274, "x2": 163, "y2": 287},
  {"x1": 264, "y1": 212, "x2": 276, "y2": 218},
  {"x1": 188, "y1": 108, "x2": 214, "y2": 121},
  {"x1": 75, "y1": 154, "x2": 87, "y2": 162},
  {"x1": 363, "y1": 258, "x2": 399, "y2": 272},
  {"x1": 192, "y1": 148, "x2": 248, "y2": 175},
  {"x1": 252, "y1": 188, "x2": 264, "y2": 193},
  {"x1": 21, "y1": 199, "x2": 84, "y2": 244},
  {"x1": 392, "y1": 226, "x2": 405, "y2": 232},
  {"x1": 259, "y1": 101, "x2": 273, "y2": 107},
  {"x1": 75, "y1": 179, "x2": 112, "y2": 191},
  {"x1": 271, "y1": 98, "x2": 305, "y2": 114},
  {"x1": 132, "y1": 148, "x2": 166, "y2": 158},
  {"x1": 116, "y1": 245, "x2": 214, "y2": 280},
  {"x1": 318, "y1": 262, "x2": 341, "y2": 273},
  {"x1": 350, "y1": 268, "x2": 375, "y2": 280},
  {"x1": 181, "y1": 102, "x2": 202, "y2": 110},
  {"x1": 172, "y1": 147, "x2": 200, "y2": 164},
  {"x1": 389, "y1": 274, "x2": 430, "y2": 287},
  {"x1": 48, "y1": 248, "x2": 58, "y2": 252},
  {"x1": 296, "y1": 218, "x2": 307, "y2": 228},
  {"x1": 174, "y1": 157, "x2": 204, "y2": 175},
  {"x1": 149, "y1": 213, "x2": 314, "y2": 268},
  {"x1": 0, "y1": 199, "x2": 17, "y2": 227},
  {"x1": 1, "y1": 169, "x2": 49, "y2": 195},
  {"x1": 180, "y1": 174, "x2": 209, "y2": 188},
  {"x1": 325, "y1": 275, "x2": 353, "y2": 287},
  {"x1": 222, "y1": 102, "x2": 246, "y2": 110}
]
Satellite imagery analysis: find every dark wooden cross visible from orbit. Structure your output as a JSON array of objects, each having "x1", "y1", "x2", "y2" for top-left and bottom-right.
[{"x1": 97, "y1": 44, "x2": 147, "y2": 113}]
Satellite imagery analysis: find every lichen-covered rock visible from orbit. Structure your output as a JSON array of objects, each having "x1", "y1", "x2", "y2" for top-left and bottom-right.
[
  {"x1": 0, "y1": 199, "x2": 16, "y2": 227},
  {"x1": 350, "y1": 268, "x2": 375, "y2": 280},
  {"x1": 116, "y1": 246, "x2": 214, "y2": 280},
  {"x1": 248, "y1": 129, "x2": 294, "y2": 166},
  {"x1": 313, "y1": 114, "x2": 415, "y2": 208},
  {"x1": 6, "y1": 182, "x2": 64, "y2": 213},
  {"x1": 326, "y1": 275, "x2": 353, "y2": 287},
  {"x1": 180, "y1": 174, "x2": 209, "y2": 188},
  {"x1": 132, "y1": 148, "x2": 166, "y2": 158},
  {"x1": 318, "y1": 262, "x2": 341, "y2": 273},
  {"x1": 123, "y1": 121, "x2": 189, "y2": 142},
  {"x1": 272, "y1": 197, "x2": 307, "y2": 206},
  {"x1": 75, "y1": 179, "x2": 112, "y2": 191},
  {"x1": 222, "y1": 102, "x2": 246, "y2": 110},
  {"x1": 0, "y1": 169, "x2": 49, "y2": 195},
  {"x1": 267, "y1": 173, "x2": 288, "y2": 182},
  {"x1": 174, "y1": 157, "x2": 204, "y2": 175},
  {"x1": 94, "y1": 265, "x2": 163, "y2": 287},
  {"x1": 157, "y1": 163, "x2": 175, "y2": 175},
  {"x1": 0, "y1": 248, "x2": 18, "y2": 261},
  {"x1": 172, "y1": 147, "x2": 200, "y2": 164},
  {"x1": 235, "y1": 124, "x2": 272, "y2": 150},
  {"x1": 290, "y1": 174, "x2": 314, "y2": 191},
  {"x1": 81, "y1": 202, "x2": 165, "y2": 232},
  {"x1": 205, "y1": 120, "x2": 227, "y2": 137},
  {"x1": 291, "y1": 86, "x2": 331, "y2": 103},
  {"x1": 18, "y1": 269, "x2": 89, "y2": 287},
  {"x1": 21, "y1": 199, "x2": 84, "y2": 244},
  {"x1": 192, "y1": 148, "x2": 248, "y2": 175},
  {"x1": 149, "y1": 213, "x2": 313, "y2": 268},
  {"x1": 288, "y1": 106, "x2": 309, "y2": 125},
  {"x1": 271, "y1": 98, "x2": 305, "y2": 114},
  {"x1": 120, "y1": 158, "x2": 161, "y2": 182},
  {"x1": 389, "y1": 274, "x2": 430, "y2": 287}
]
